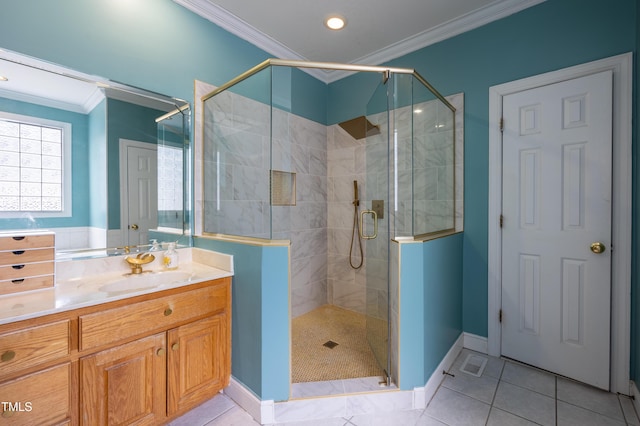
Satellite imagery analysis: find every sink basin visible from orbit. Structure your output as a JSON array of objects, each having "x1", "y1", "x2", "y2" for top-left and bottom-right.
[{"x1": 99, "y1": 271, "x2": 194, "y2": 293}]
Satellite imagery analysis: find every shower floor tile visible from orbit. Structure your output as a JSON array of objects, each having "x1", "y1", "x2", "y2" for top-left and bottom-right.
[{"x1": 291, "y1": 305, "x2": 384, "y2": 383}]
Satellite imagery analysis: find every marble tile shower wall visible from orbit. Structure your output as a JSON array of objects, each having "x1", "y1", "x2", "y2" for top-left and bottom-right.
[
  {"x1": 203, "y1": 90, "x2": 271, "y2": 238},
  {"x1": 394, "y1": 97, "x2": 459, "y2": 237},
  {"x1": 202, "y1": 90, "x2": 329, "y2": 318},
  {"x1": 326, "y1": 124, "x2": 367, "y2": 315},
  {"x1": 271, "y1": 109, "x2": 328, "y2": 318}
]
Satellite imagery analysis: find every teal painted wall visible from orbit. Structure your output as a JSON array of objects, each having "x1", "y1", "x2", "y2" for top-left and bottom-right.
[
  {"x1": 423, "y1": 234, "x2": 463, "y2": 379},
  {"x1": 398, "y1": 242, "x2": 425, "y2": 389},
  {"x1": 193, "y1": 238, "x2": 290, "y2": 401},
  {"x1": 0, "y1": 97, "x2": 91, "y2": 229},
  {"x1": 397, "y1": 234, "x2": 463, "y2": 390},
  {"x1": 0, "y1": 0, "x2": 325, "y2": 125}
]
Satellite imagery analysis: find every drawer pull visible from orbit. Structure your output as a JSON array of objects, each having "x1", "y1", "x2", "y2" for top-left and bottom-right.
[
  {"x1": 12, "y1": 236, "x2": 25, "y2": 241},
  {"x1": 1, "y1": 409, "x2": 14, "y2": 418},
  {"x1": 171, "y1": 343, "x2": 179, "y2": 351},
  {"x1": 156, "y1": 348, "x2": 165, "y2": 357},
  {"x1": 1, "y1": 350, "x2": 16, "y2": 362},
  {"x1": 12, "y1": 250, "x2": 25, "y2": 255},
  {"x1": 11, "y1": 264, "x2": 25, "y2": 270},
  {"x1": 164, "y1": 308, "x2": 173, "y2": 316},
  {"x1": 11, "y1": 279, "x2": 25, "y2": 285}
]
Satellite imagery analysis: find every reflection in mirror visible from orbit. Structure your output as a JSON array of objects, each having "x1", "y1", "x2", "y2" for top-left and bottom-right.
[{"x1": 0, "y1": 48, "x2": 190, "y2": 259}]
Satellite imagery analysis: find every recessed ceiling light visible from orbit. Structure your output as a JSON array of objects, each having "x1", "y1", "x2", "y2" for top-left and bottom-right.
[{"x1": 325, "y1": 15, "x2": 346, "y2": 30}]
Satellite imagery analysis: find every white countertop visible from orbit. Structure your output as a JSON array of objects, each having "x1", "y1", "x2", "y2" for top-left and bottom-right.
[{"x1": 0, "y1": 248, "x2": 233, "y2": 325}]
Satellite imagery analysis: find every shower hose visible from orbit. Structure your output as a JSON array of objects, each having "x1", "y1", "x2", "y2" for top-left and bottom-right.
[{"x1": 349, "y1": 184, "x2": 364, "y2": 270}]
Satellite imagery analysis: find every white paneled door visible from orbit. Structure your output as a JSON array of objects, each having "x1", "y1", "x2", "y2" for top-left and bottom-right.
[
  {"x1": 126, "y1": 144, "x2": 158, "y2": 246},
  {"x1": 501, "y1": 70, "x2": 613, "y2": 390}
]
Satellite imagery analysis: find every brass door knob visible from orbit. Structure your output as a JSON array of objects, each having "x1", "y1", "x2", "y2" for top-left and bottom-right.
[
  {"x1": 590, "y1": 242, "x2": 606, "y2": 254},
  {"x1": 156, "y1": 348, "x2": 165, "y2": 357},
  {"x1": 171, "y1": 343, "x2": 179, "y2": 351},
  {"x1": 130, "y1": 224, "x2": 139, "y2": 230}
]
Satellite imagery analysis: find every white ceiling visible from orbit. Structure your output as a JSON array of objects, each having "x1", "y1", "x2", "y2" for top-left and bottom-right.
[{"x1": 175, "y1": 0, "x2": 545, "y2": 82}]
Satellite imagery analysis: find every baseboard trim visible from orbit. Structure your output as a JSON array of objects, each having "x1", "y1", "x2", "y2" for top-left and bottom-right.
[
  {"x1": 224, "y1": 377, "x2": 275, "y2": 424},
  {"x1": 463, "y1": 332, "x2": 489, "y2": 354},
  {"x1": 417, "y1": 332, "x2": 464, "y2": 408}
]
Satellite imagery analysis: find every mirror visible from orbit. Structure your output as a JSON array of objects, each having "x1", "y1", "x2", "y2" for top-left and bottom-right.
[{"x1": 0, "y1": 48, "x2": 191, "y2": 259}]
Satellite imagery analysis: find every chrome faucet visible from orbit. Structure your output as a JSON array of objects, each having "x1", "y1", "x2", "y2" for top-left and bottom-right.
[{"x1": 124, "y1": 252, "x2": 155, "y2": 274}]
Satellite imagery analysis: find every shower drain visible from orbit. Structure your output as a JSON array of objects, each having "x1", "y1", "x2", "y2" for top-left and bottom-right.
[{"x1": 323, "y1": 340, "x2": 339, "y2": 349}]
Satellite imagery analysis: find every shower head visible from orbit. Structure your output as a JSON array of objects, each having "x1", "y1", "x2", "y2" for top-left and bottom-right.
[{"x1": 338, "y1": 116, "x2": 380, "y2": 140}]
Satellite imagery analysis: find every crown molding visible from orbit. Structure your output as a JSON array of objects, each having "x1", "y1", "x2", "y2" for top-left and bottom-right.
[{"x1": 174, "y1": 0, "x2": 545, "y2": 84}]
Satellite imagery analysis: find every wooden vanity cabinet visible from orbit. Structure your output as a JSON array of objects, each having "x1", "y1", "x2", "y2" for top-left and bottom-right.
[
  {"x1": 80, "y1": 333, "x2": 167, "y2": 426},
  {"x1": 0, "y1": 277, "x2": 231, "y2": 426},
  {"x1": 167, "y1": 313, "x2": 229, "y2": 415},
  {"x1": 78, "y1": 277, "x2": 231, "y2": 425}
]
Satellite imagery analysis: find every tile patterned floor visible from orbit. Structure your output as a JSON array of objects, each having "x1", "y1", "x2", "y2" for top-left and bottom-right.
[{"x1": 169, "y1": 349, "x2": 640, "y2": 425}]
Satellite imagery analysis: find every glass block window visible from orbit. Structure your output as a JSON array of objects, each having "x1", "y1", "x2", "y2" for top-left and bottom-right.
[
  {"x1": 157, "y1": 145, "x2": 183, "y2": 211},
  {"x1": 0, "y1": 112, "x2": 71, "y2": 216}
]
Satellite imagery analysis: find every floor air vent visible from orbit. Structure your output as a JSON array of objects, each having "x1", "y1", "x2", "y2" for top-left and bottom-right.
[{"x1": 459, "y1": 353, "x2": 488, "y2": 377}]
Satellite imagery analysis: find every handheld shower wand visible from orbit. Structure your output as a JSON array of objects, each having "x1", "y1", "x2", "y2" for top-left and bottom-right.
[{"x1": 349, "y1": 180, "x2": 364, "y2": 269}]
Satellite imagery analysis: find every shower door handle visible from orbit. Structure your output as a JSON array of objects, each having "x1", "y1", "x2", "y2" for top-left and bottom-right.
[{"x1": 360, "y1": 210, "x2": 378, "y2": 240}]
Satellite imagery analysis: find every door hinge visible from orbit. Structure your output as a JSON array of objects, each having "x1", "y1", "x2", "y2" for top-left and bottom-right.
[
  {"x1": 499, "y1": 214, "x2": 504, "y2": 228},
  {"x1": 499, "y1": 117, "x2": 504, "y2": 133},
  {"x1": 499, "y1": 309, "x2": 503, "y2": 323}
]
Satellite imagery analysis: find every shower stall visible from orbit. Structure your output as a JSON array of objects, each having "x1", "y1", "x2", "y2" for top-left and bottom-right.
[{"x1": 200, "y1": 59, "x2": 456, "y2": 390}]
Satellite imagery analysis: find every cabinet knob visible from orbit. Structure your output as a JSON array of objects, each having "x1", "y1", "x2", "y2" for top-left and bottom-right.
[
  {"x1": 164, "y1": 308, "x2": 173, "y2": 316},
  {"x1": 1, "y1": 409, "x2": 14, "y2": 418},
  {"x1": 171, "y1": 343, "x2": 179, "y2": 351},
  {"x1": 1, "y1": 350, "x2": 16, "y2": 362},
  {"x1": 156, "y1": 348, "x2": 165, "y2": 357}
]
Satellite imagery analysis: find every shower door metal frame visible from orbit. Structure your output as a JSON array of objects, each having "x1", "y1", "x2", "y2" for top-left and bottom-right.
[{"x1": 201, "y1": 58, "x2": 455, "y2": 109}]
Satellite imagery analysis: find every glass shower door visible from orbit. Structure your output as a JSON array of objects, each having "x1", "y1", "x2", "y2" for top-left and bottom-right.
[{"x1": 364, "y1": 75, "x2": 391, "y2": 383}]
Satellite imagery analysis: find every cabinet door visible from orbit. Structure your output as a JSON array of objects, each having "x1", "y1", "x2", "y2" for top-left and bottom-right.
[
  {"x1": 167, "y1": 313, "x2": 229, "y2": 415},
  {"x1": 80, "y1": 333, "x2": 166, "y2": 426},
  {"x1": 0, "y1": 362, "x2": 72, "y2": 426}
]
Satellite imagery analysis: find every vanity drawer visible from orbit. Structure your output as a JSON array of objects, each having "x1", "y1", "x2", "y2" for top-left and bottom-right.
[
  {"x1": 0, "y1": 234, "x2": 55, "y2": 251},
  {"x1": 79, "y1": 281, "x2": 229, "y2": 351},
  {"x1": 0, "y1": 362, "x2": 72, "y2": 426},
  {"x1": 0, "y1": 248, "x2": 55, "y2": 265},
  {"x1": 0, "y1": 320, "x2": 71, "y2": 378},
  {"x1": 0, "y1": 261, "x2": 54, "y2": 280},
  {"x1": 0, "y1": 275, "x2": 54, "y2": 296}
]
